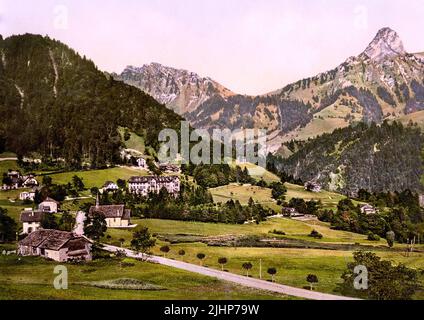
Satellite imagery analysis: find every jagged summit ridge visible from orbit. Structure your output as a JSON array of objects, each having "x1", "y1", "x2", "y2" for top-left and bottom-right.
[{"x1": 362, "y1": 27, "x2": 406, "y2": 62}]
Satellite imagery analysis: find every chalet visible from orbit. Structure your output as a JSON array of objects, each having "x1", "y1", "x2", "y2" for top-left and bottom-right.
[
  {"x1": 102, "y1": 181, "x2": 119, "y2": 192},
  {"x1": 282, "y1": 207, "x2": 298, "y2": 217},
  {"x1": 21, "y1": 174, "x2": 38, "y2": 188},
  {"x1": 158, "y1": 163, "x2": 180, "y2": 173},
  {"x1": 360, "y1": 204, "x2": 378, "y2": 215},
  {"x1": 282, "y1": 207, "x2": 305, "y2": 218},
  {"x1": 128, "y1": 175, "x2": 180, "y2": 197},
  {"x1": 19, "y1": 190, "x2": 36, "y2": 201},
  {"x1": 89, "y1": 197, "x2": 131, "y2": 228},
  {"x1": 136, "y1": 157, "x2": 147, "y2": 169},
  {"x1": 18, "y1": 229, "x2": 92, "y2": 262},
  {"x1": 20, "y1": 210, "x2": 44, "y2": 234},
  {"x1": 304, "y1": 181, "x2": 321, "y2": 193},
  {"x1": 39, "y1": 197, "x2": 60, "y2": 213}
]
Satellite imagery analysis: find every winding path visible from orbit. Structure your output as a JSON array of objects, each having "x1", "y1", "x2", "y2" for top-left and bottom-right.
[{"x1": 102, "y1": 244, "x2": 358, "y2": 301}]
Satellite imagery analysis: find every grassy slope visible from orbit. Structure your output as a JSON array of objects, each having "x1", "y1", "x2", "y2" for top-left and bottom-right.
[
  {"x1": 42, "y1": 167, "x2": 149, "y2": 189},
  {"x1": 104, "y1": 218, "x2": 424, "y2": 298},
  {"x1": 0, "y1": 255, "x2": 288, "y2": 300},
  {"x1": 118, "y1": 127, "x2": 146, "y2": 155},
  {"x1": 209, "y1": 182, "x2": 352, "y2": 212}
]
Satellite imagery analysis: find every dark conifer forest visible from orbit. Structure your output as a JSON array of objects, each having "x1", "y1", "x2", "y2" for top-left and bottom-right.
[{"x1": 0, "y1": 34, "x2": 182, "y2": 168}]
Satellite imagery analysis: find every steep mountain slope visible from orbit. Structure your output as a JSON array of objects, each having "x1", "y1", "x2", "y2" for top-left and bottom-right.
[
  {"x1": 0, "y1": 34, "x2": 182, "y2": 167},
  {"x1": 116, "y1": 28, "x2": 424, "y2": 152},
  {"x1": 114, "y1": 63, "x2": 234, "y2": 115},
  {"x1": 271, "y1": 121, "x2": 424, "y2": 195}
]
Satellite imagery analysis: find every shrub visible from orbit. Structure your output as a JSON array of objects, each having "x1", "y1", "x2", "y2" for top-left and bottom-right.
[
  {"x1": 367, "y1": 232, "x2": 381, "y2": 241},
  {"x1": 309, "y1": 230, "x2": 323, "y2": 239}
]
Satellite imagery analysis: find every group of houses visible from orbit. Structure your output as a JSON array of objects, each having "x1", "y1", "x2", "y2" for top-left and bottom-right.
[
  {"x1": 1, "y1": 170, "x2": 39, "y2": 190},
  {"x1": 20, "y1": 197, "x2": 60, "y2": 234}
]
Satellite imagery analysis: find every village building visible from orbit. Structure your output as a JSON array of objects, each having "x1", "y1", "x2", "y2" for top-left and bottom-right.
[
  {"x1": 282, "y1": 207, "x2": 299, "y2": 217},
  {"x1": 89, "y1": 196, "x2": 132, "y2": 228},
  {"x1": 136, "y1": 157, "x2": 147, "y2": 169},
  {"x1": 18, "y1": 229, "x2": 92, "y2": 262},
  {"x1": 20, "y1": 210, "x2": 44, "y2": 234},
  {"x1": 360, "y1": 204, "x2": 378, "y2": 215},
  {"x1": 158, "y1": 163, "x2": 180, "y2": 173},
  {"x1": 21, "y1": 174, "x2": 39, "y2": 188},
  {"x1": 102, "y1": 181, "x2": 119, "y2": 192},
  {"x1": 304, "y1": 181, "x2": 322, "y2": 193},
  {"x1": 128, "y1": 175, "x2": 180, "y2": 197},
  {"x1": 38, "y1": 197, "x2": 60, "y2": 213},
  {"x1": 1, "y1": 171, "x2": 39, "y2": 190},
  {"x1": 19, "y1": 190, "x2": 36, "y2": 201}
]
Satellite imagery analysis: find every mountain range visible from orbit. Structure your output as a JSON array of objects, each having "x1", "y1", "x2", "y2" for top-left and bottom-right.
[{"x1": 115, "y1": 27, "x2": 424, "y2": 153}]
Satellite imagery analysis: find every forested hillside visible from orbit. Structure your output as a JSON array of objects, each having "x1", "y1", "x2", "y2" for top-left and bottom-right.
[
  {"x1": 0, "y1": 34, "x2": 182, "y2": 168},
  {"x1": 271, "y1": 121, "x2": 424, "y2": 195}
]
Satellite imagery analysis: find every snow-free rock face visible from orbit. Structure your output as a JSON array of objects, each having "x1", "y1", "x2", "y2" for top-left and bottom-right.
[
  {"x1": 115, "y1": 63, "x2": 234, "y2": 115},
  {"x1": 361, "y1": 27, "x2": 406, "y2": 62}
]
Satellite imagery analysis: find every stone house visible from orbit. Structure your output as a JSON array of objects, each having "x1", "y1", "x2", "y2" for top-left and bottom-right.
[{"x1": 18, "y1": 229, "x2": 92, "y2": 262}]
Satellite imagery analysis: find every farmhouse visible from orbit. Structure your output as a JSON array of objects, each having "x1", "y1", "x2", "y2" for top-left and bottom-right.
[
  {"x1": 39, "y1": 197, "x2": 60, "y2": 213},
  {"x1": 136, "y1": 157, "x2": 147, "y2": 169},
  {"x1": 21, "y1": 174, "x2": 39, "y2": 188},
  {"x1": 18, "y1": 229, "x2": 92, "y2": 262},
  {"x1": 128, "y1": 175, "x2": 180, "y2": 197},
  {"x1": 360, "y1": 204, "x2": 378, "y2": 215},
  {"x1": 158, "y1": 163, "x2": 180, "y2": 173},
  {"x1": 89, "y1": 197, "x2": 132, "y2": 228},
  {"x1": 1, "y1": 171, "x2": 39, "y2": 190},
  {"x1": 304, "y1": 181, "x2": 321, "y2": 193},
  {"x1": 19, "y1": 190, "x2": 36, "y2": 201},
  {"x1": 102, "y1": 181, "x2": 119, "y2": 192},
  {"x1": 20, "y1": 210, "x2": 44, "y2": 234}
]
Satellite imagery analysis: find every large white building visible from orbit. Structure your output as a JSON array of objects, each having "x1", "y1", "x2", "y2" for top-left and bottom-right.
[{"x1": 128, "y1": 176, "x2": 180, "y2": 197}]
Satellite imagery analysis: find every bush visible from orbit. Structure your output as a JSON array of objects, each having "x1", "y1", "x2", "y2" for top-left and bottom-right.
[
  {"x1": 269, "y1": 229, "x2": 286, "y2": 235},
  {"x1": 309, "y1": 230, "x2": 323, "y2": 239},
  {"x1": 367, "y1": 232, "x2": 381, "y2": 241}
]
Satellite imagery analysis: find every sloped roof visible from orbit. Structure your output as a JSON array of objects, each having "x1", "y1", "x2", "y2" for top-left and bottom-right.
[
  {"x1": 20, "y1": 211, "x2": 44, "y2": 223},
  {"x1": 19, "y1": 229, "x2": 90, "y2": 251},
  {"x1": 41, "y1": 197, "x2": 59, "y2": 204},
  {"x1": 89, "y1": 204, "x2": 125, "y2": 218}
]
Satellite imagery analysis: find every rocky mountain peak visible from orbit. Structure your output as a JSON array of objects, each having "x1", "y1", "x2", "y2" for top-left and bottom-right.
[{"x1": 361, "y1": 27, "x2": 406, "y2": 62}]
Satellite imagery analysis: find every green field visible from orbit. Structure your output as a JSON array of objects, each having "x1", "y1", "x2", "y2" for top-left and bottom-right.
[
  {"x1": 0, "y1": 255, "x2": 289, "y2": 300},
  {"x1": 210, "y1": 184, "x2": 279, "y2": 211},
  {"x1": 209, "y1": 182, "x2": 352, "y2": 212},
  {"x1": 43, "y1": 166, "x2": 149, "y2": 189},
  {"x1": 102, "y1": 218, "x2": 424, "y2": 299},
  {"x1": 118, "y1": 127, "x2": 146, "y2": 155}
]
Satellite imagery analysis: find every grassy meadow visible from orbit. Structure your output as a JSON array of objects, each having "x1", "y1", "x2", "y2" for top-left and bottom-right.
[{"x1": 0, "y1": 255, "x2": 289, "y2": 300}]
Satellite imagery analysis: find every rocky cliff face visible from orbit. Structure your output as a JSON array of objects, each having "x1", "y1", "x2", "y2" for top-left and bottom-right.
[
  {"x1": 114, "y1": 63, "x2": 234, "y2": 115},
  {"x1": 115, "y1": 28, "x2": 424, "y2": 153}
]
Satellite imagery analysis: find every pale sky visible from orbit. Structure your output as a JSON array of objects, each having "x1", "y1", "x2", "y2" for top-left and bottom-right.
[{"x1": 1, "y1": 0, "x2": 423, "y2": 95}]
